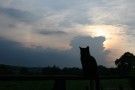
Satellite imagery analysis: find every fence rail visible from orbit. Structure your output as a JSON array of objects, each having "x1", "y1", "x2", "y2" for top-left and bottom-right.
[{"x1": 0, "y1": 75, "x2": 131, "y2": 81}]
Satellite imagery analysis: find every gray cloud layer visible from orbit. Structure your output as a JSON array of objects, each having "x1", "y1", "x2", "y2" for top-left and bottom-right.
[
  {"x1": 0, "y1": 7, "x2": 39, "y2": 23},
  {"x1": 0, "y1": 36, "x2": 112, "y2": 67},
  {"x1": 38, "y1": 30, "x2": 67, "y2": 35}
]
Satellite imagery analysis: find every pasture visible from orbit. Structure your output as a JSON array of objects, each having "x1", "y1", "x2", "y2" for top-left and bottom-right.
[{"x1": 0, "y1": 79, "x2": 131, "y2": 90}]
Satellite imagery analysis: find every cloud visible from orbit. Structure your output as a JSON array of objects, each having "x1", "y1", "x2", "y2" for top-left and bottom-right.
[
  {"x1": 0, "y1": 36, "x2": 112, "y2": 67},
  {"x1": 88, "y1": 0, "x2": 135, "y2": 26},
  {"x1": 0, "y1": 0, "x2": 135, "y2": 26},
  {"x1": 69, "y1": 36, "x2": 112, "y2": 66},
  {"x1": 0, "y1": 7, "x2": 38, "y2": 23},
  {"x1": 0, "y1": 38, "x2": 79, "y2": 67},
  {"x1": 0, "y1": 0, "x2": 135, "y2": 68},
  {"x1": 38, "y1": 30, "x2": 67, "y2": 35}
]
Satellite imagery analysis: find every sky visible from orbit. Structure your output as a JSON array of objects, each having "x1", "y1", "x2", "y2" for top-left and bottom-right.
[{"x1": 0, "y1": 0, "x2": 135, "y2": 68}]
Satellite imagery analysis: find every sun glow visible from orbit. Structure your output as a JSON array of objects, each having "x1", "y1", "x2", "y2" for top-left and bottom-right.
[
  {"x1": 94, "y1": 28, "x2": 109, "y2": 37},
  {"x1": 85, "y1": 25, "x2": 112, "y2": 38},
  {"x1": 82, "y1": 25, "x2": 122, "y2": 50},
  {"x1": 92, "y1": 27, "x2": 111, "y2": 49}
]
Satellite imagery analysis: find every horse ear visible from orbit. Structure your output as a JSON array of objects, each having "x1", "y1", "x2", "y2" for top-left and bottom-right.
[
  {"x1": 79, "y1": 46, "x2": 82, "y2": 49},
  {"x1": 86, "y1": 46, "x2": 89, "y2": 49}
]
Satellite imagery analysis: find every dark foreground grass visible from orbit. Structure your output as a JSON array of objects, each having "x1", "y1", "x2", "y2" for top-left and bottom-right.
[
  {"x1": 101, "y1": 79, "x2": 131, "y2": 90},
  {"x1": 0, "y1": 79, "x2": 131, "y2": 90},
  {"x1": 67, "y1": 79, "x2": 131, "y2": 90},
  {"x1": 0, "y1": 80, "x2": 53, "y2": 90}
]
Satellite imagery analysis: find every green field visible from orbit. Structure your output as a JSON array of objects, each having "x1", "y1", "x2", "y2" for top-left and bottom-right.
[{"x1": 0, "y1": 79, "x2": 131, "y2": 90}]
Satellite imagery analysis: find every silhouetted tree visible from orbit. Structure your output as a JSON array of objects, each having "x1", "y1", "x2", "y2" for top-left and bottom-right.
[
  {"x1": 108, "y1": 67, "x2": 119, "y2": 76},
  {"x1": 20, "y1": 67, "x2": 29, "y2": 75},
  {"x1": 115, "y1": 52, "x2": 135, "y2": 75},
  {"x1": 51, "y1": 65, "x2": 61, "y2": 75},
  {"x1": 42, "y1": 65, "x2": 61, "y2": 75},
  {"x1": 98, "y1": 65, "x2": 110, "y2": 76},
  {"x1": 62, "y1": 67, "x2": 82, "y2": 75},
  {"x1": 0, "y1": 65, "x2": 14, "y2": 75}
]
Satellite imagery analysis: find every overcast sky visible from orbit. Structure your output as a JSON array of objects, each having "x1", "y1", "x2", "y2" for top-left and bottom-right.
[{"x1": 0, "y1": 0, "x2": 135, "y2": 67}]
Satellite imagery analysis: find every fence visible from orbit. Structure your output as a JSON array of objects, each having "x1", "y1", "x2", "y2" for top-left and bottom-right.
[{"x1": 0, "y1": 75, "x2": 132, "y2": 90}]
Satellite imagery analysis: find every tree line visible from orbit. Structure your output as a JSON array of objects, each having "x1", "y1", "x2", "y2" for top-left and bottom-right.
[{"x1": 0, "y1": 52, "x2": 135, "y2": 76}]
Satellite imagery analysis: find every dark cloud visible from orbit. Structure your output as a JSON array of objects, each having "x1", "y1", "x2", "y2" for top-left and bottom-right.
[
  {"x1": 0, "y1": 36, "x2": 112, "y2": 67},
  {"x1": 33, "y1": 0, "x2": 88, "y2": 11},
  {"x1": 69, "y1": 36, "x2": 111, "y2": 66},
  {"x1": 0, "y1": 38, "x2": 78, "y2": 67},
  {"x1": 38, "y1": 30, "x2": 67, "y2": 35},
  {"x1": 0, "y1": 7, "x2": 38, "y2": 23},
  {"x1": 7, "y1": 24, "x2": 16, "y2": 28}
]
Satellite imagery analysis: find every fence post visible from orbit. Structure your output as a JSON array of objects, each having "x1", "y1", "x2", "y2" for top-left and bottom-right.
[
  {"x1": 118, "y1": 84, "x2": 123, "y2": 90},
  {"x1": 86, "y1": 86, "x2": 89, "y2": 90},
  {"x1": 52, "y1": 79, "x2": 66, "y2": 90},
  {"x1": 90, "y1": 80, "x2": 94, "y2": 90}
]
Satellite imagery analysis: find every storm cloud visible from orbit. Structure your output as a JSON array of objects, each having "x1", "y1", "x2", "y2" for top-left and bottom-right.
[{"x1": 0, "y1": 36, "x2": 112, "y2": 67}]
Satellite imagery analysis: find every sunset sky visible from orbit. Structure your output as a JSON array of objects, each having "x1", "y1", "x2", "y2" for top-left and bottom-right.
[{"x1": 0, "y1": 0, "x2": 135, "y2": 67}]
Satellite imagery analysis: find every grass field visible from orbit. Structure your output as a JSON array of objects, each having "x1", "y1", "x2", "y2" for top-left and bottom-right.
[{"x1": 0, "y1": 79, "x2": 131, "y2": 90}]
